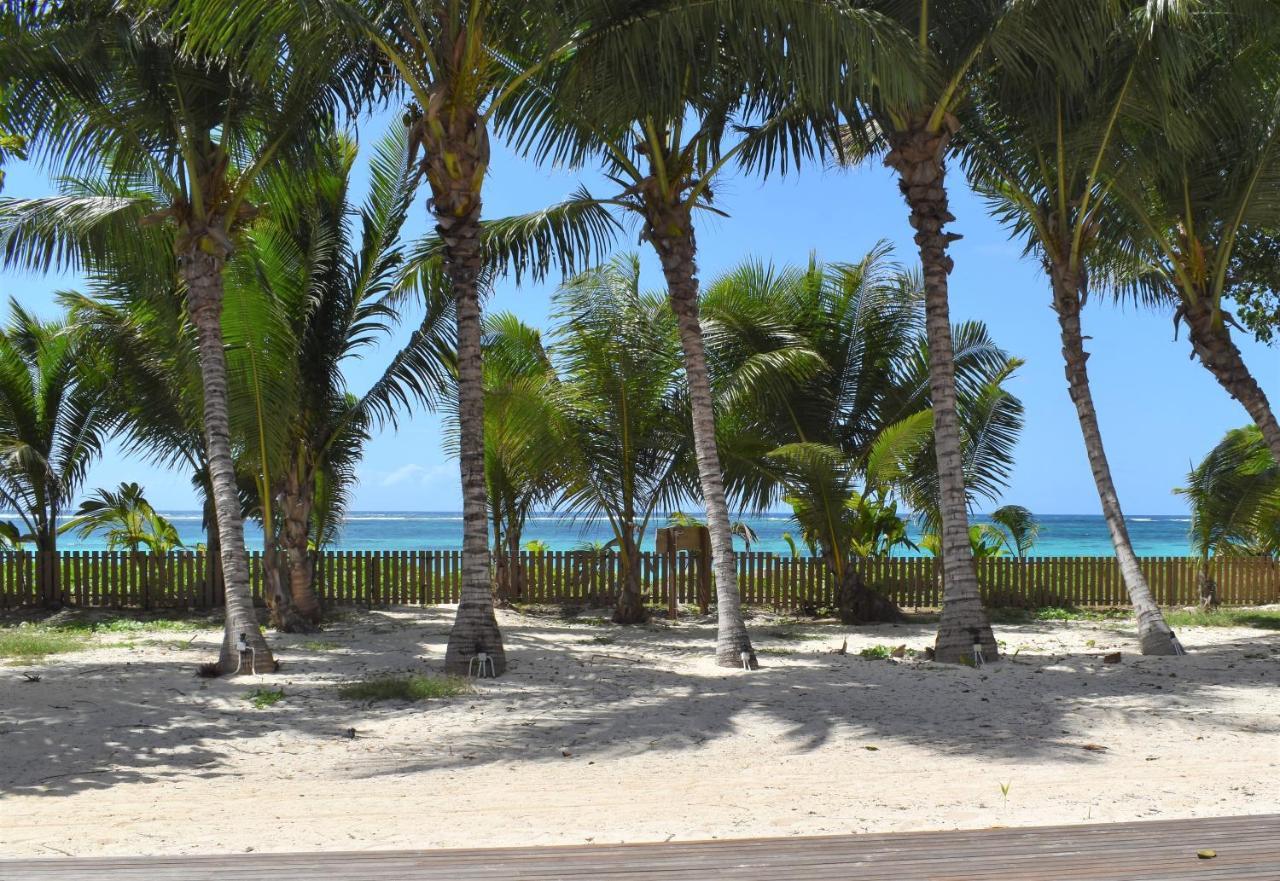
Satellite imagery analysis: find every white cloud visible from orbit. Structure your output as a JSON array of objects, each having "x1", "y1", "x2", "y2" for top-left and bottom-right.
[{"x1": 377, "y1": 462, "x2": 454, "y2": 488}]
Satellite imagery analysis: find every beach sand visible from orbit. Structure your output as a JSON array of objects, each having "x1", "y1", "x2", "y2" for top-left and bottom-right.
[{"x1": 2, "y1": 606, "x2": 1277, "y2": 858}]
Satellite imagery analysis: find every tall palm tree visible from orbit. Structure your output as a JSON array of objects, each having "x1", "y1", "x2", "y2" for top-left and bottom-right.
[
  {"x1": 1106, "y1": 2, "x2": 1280, "y2": 465},
  {"x1": 704, "y1": 249, "x2": 1022, "y2": 623},
  {"x1": 1177, "y1": 426, "x2": 1280, "y2": 607},
  {"x1": 982, "y1": 505, "x2": 1039, "y2": 560},
  {"x1": 551, "y1": 256, "x2": 694, "y2": 623},
  {"x1": 0, "y1": 0, "x2": 341, "y2": 671},
  {"x1": 512, "y1": 4, "x2": 910, "y2": 667},
  {"x1": 838, "y1": 0, "x2": 1058, "y2": 662},
  {"x1": 0, "y1": 304, "x2": 109, "y2": 604},
  {"x1": 182, "y1": 0, "x2": 637, "y2": 674},
  {"x1": 960, "y1": 2, "x2": 1182, "y2": 654}
]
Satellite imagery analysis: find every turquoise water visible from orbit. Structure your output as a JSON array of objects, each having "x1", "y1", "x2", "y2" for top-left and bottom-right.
[{"x1": 34, "y1": 511, "x2": 1199, "y2": 557}]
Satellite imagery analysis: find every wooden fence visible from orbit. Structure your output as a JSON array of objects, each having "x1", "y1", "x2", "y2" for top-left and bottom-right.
[{"x1": 0, "y1": 549, "x2": 1276, "y2": 611}]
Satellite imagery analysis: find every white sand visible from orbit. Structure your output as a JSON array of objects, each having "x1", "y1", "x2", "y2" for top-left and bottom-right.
[{"x1": 1, "y1": 606, "x2": 1277, "y2": 858}]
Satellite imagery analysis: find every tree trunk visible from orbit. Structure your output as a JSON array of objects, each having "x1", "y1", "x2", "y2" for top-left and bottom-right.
[
  {"x1": 884, "y1": 120, "x2": 997, "y2": 664},
  {"x1": 1181, "y1": 296, "x2": 1280, "y2": 464},
  {"x1": 1051, "y1": 264, "x2": 1178, "y2": 655},
  {"x1": 647, "y1": 206, "x2": 756, "y2": 668},
  {"x1": 201, "y1": 493, "x2": 225, "y2": 602},
  {"x1": 506, "y1": 524, "x2": 526, "y2": 600},
  {"x1": 37, "y1": 526, "x2": 59, "y2": 609},
  {"x1": 1198, "y1": 557, "x2": 1218, "y2": 611},
  {"x1": 181, "y1": 241, "x2": 274, "y2": 674},
  {"x1": 613, "y1": 527, "x2": 648, "y2": 624},
  {"x1": 280, "y1": 467, "x2": 321, "y2": 625},
  {"x1": 829, "y1": 554, "x2": 905, "y2": 624},
  {"x1": 423, "y1": 99, "x2": 506, "y2": 677},
  {"x1": 263, "y1": 537, "x2": 310, "y2": 632}
]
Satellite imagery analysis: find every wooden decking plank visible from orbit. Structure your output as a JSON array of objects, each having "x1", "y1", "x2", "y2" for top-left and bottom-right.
[{"x1": 1, "y1": 814, "x2": 1275, "y2": 881}]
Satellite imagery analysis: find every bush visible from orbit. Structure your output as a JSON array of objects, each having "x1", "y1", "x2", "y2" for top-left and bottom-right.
[
  {"x1": 337, "y1": 675, "x2": 473, "y2": 703},
  {"x1": 247, "y1": 688, "x2": 285, "y2": 709}
]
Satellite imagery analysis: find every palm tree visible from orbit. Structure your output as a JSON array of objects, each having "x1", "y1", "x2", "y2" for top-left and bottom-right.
[
  {"x1": 228, "y1": 127, "x2": 456, "y2": 628},
  {"x1": 511, "y1": 3, "x2": 912, "y2": 667},
  {"x1": 0, "y1": 0, "x2": 342, "y2": 672},
  {"x1": 835, "y1": 0, "x2": 1057, "y2": 662},
  {"x1": 961, "y1": 2, "x2": 1202, "y2": 655},
  {"x1": 704, "y1": 249, "x2": 1023, "y2": 623},
  {"x1": 61, "y1": 482, "x2": 183, "y2": 554},
  {"x1": 550, "y1": 256, "x2": 693, "y2": 622},
  {"x1": 1177, "y1": 426, "x2": 1280, "y2": 607},
  {"x1": 480, "y1": 314, "x2": 565, "y2": 601},
  {"x1": 982, "y1": 505, "x2": 1039, "y2": 560},
  {"x1": 0, "y1": 304, "x2": 109, "y2": 605},
  {"x1": 1106, "y1": 3, "x2": 1280, "y2": 465}
]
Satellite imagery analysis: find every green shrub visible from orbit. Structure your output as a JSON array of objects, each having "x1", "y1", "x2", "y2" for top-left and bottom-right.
[
  {"x1": 337, "y1": 675, "x2": 473, "y2": 703},
  {"x1": 1163, "y1": 608, "x2": 1280, "y2": 630},
  {"x1": 859, "y1": 644, "x2": 892, "y2": 660}
]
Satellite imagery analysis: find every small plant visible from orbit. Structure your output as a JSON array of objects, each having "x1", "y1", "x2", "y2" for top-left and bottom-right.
[
  {"x1": 337, "y1": 674, "x2": 472, "y2": 703},
  {"x1": 859, "y1": 644, "x2": 892, "y2": 660},
  {"x1": 590, "y1": 634, "x2": 615, "y2": 644},
  {"x1": 301, "y1": 640, "x2": 341, "y2": 652},
  {"x1": 999, "y1": 781, "x2": 1012, "y2": 806},
  {"x1": 1085, "y1": 639, "x2": 1096, "y2": 648},
  {"x1": 757, "y1": 646, "x2": 797, "y2": 656},
  {"x1": 196, "y1": 661, "x2": 222, "y2": 678},
  {"x1": 247, "y1": 687, "x2": 285, "y2": 709}
]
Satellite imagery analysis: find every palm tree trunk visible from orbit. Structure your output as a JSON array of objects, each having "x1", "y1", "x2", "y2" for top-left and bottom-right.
[
  {"x1": 425, "y1": 103, "x2": 506, "y2": 677},
  {"x1": 827, "y1": 552, "x2": 905, "y2": 624},
  {"x1": 648, "y1": 214, "x2": 756, "y2": 668},
  {"x1": 614, "y1": 526, "x2": 647, "y2": 624},
  {"x1": 280, "y1": 467, "x2": 321, "y2": 624},
  {"x1": 884, "y1": 120, "x2": 997, "y2": 664},
  {"x1": 1181, "y1": 296, "x2": 1280, "y2": 464},
  {"x1": 1052, "y1": 265, "x2": 1177, "y2": 654},
  {"x1": 181, "y1": 242, "x2": 274, "y2": 674}
]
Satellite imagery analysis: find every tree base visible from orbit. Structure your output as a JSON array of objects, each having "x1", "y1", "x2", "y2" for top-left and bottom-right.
[
  {"x1": 934, "y1": 616, "x2": 999, "y2": 665},
  {"x1": 838, "y1": 586, "x2": 906, "y2": 625},
  {"x1": 216, "y1": 631, "x2": 276, "y2": 676},
  {"x1": 613, "y1": 589, "x2": 649, "y2": 625},
  {"x1": 1138, "y1": 627, "x2": 1181, "y2": 656},
  {"x1": 443, "y1": 601, "x2": 507, "y2": 677}
]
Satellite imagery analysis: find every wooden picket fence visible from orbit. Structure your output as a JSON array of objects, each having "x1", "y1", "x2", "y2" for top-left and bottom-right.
[{"x1": 0, "y1": 549, "x2": 1276, "y2": 611}]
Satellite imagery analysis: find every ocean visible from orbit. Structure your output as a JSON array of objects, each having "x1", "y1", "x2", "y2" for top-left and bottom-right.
[{"x1": 32, "y1": 512, "x2": 1200, "y2": 557}]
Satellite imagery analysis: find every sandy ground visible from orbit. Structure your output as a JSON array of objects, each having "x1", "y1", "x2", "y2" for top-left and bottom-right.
[{"x1": 1, "y1": 605, "x2": 1278, "y2": 858}]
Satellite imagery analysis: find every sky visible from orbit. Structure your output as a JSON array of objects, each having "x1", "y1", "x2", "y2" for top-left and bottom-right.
[{"x1": 3, "y1": 107, "x2": 1277, "y2": 516}]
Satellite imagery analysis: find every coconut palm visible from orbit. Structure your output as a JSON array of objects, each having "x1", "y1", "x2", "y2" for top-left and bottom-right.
[
  {"x1": 61, "y1": 482, "x2": 183, "y2": 554},
  {"x1": 1105, "y1": 3, "x2": 1280, "y2": 465},
  {"x1": 704, "y1": 249, "x2": 1022, "y2": 623},
  {"x1": 0, "y1": 304, "x2": 109, "y2": 603},
  {"x1": 480, "y1": 314, "x2": 565, "y2": 601},
  {"x1": 1177, "y1": 426, "x2": 1280, "y2": 607},
  {"x1": 982, "y1": 505, "x2": 1039, "y2": 560},
  {"x1": 837, "y1": 0, "x2": 1062, "y2": 661},
  {"x1": 550, "y1": 256, "x2": 694, "y2": 623},
  {"x1": 227, "y1": 126, "x2": 457, "y2": 629},
  {"x1": 507, "y1": 2, "x2": 916, "y2": 667},
  {"x1": 961, "y1": 2, "x2": 1224, "y2": 654},
  {"x1": 0, "y1": 0, "x2": 347, "y2": 672}
]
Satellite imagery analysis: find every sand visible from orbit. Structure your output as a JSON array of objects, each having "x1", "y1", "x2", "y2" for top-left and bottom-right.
[{"x1": 1, "y1": 606, "x2": 1278, "y2": 858}]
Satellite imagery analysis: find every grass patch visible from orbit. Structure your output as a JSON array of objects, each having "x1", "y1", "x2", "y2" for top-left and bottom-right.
[
  {"x1": 859, "y1": 644, "x2": 892, "y2": 660},
  {"x1": 0, "y1": 626, "x2": 90, "y2": 662},
  {"x1": 246, "y1": 687, "x2": 285, "y2": 709},
  {"x1": 337, "y1": 674, "x2": 473, "y2": 703},
  {"x1": 300, "y1": 640, "x2": 342, "y2": 652},
  {"x1": 756, "y1": 646, "x2": 797, "y2": 656},
  {"x1": 1163, "y1": 608, "x2": 1280, "y2": 630},
  {"x1": 988, "y1": 606, "x2": 1130, "y2": 624}
]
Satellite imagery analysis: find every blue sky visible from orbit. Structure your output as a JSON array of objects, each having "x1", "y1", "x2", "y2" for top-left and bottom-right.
[{"x1": 3, "y1": 108, "x2": 1276, "y2": 515}]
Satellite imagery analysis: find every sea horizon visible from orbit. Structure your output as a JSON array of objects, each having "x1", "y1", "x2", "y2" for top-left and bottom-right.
[{"x1": 14, "y1": 510, "x2": 1202, "y2": 557}]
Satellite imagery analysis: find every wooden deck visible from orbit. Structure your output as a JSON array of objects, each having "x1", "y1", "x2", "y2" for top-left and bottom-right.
[{"x1": 2, "y1": 814, "x2": 1277, "y2": 880}]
